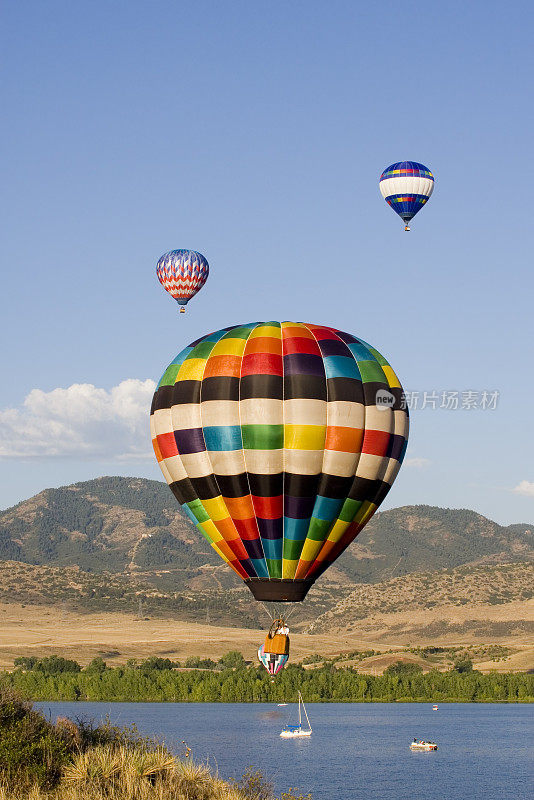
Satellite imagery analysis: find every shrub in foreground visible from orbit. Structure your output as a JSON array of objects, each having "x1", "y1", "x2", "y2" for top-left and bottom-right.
[
  {"x1": 0, "y1": 686, "x2": 71, "y2": 789},
  {"x1": 0, "y1": 750, "x2": 310, "y2": 799},
  {"x1": 0, "y1": 688, "x2": 307, "y2": 799}
]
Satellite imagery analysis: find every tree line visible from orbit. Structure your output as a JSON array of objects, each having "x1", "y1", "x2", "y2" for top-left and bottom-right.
[{"x1": 1, "y1": 655, "x2": 532, "y2": 703}]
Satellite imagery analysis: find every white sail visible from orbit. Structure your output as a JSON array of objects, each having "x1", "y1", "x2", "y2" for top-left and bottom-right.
[
  {"x1": 300, "y1": 693, "x2": 312, "y2": 731},
  {"x1": 280, "y1": 691, "x2": 312, "y2": 738}
]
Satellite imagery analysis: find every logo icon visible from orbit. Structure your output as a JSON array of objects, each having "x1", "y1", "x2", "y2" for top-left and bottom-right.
[{"x1": 376, "y1": 389, "x2": 395, "y2": 411}]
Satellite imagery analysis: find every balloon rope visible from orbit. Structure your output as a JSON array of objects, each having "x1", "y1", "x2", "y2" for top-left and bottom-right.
[
  {"x1": 259, "y1": 602, "x2": 274, "y2": 621},
  {"x1": 285, "y1": 605, "x2": 297, "y2": 622}
]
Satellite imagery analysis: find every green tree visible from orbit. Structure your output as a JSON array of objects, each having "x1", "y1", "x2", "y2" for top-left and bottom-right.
[
  {"x1": 13, "y1": 657, "x2": 38, "y2": 670},
  {"x1": 36, "y1": 656, "x2": 81, "y2": 674},
  {"x1": 84, "y1": 657, "x2": 107, "y2": 674},
  {"x1": 385, "y1": 661, "x2": 423, "y2": 676},
  {"x1": 453, "y1": 657, "x2": 473, "y2": 673},
  {"x1": 139, "y1": 657, "x2": 177, "y2": 673},
  {"x1": 218, "y1": 651, "x2": 246, "y2": 669}
]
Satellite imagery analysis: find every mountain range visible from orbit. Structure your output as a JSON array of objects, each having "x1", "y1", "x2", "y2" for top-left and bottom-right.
[{"x1": 0, "y1": 476, "x2": 532, "y2": 594}]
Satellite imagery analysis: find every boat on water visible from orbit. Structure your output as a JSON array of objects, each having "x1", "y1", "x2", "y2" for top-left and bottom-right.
[
  {"x1": 410, "y1": 739, "x2": 438, "y2": 751},
  {"x1": 277, "y1": 703, "x2": 288, "y2": 706},
  {"x1": 432, "y1": 704, "x2": 439, "y2": 711},
  {"x1": 280, "y1": 692, "x2": 312, "y2": 738}
]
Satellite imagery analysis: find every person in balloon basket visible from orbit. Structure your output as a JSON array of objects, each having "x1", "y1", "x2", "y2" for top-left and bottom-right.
[{"x1": 264, "y1": 619, "x2": 290, "y2": 656}]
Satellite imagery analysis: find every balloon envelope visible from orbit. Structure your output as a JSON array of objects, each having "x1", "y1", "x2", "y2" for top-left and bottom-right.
[
  {"x1": 150, "y1": 322, "x2": 409, "y2": 602},
  {"x1": 379, "y1": 161, "x2": 434, "y2": 226},
  {"x1": 258, "y1": 645, "x2": 288, "y2": 676},
  {"x1": 156, "y1": 249, "x2": 209, "y2": 307}
]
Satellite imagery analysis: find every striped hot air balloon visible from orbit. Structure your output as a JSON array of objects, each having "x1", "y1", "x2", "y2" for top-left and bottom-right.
[
  {"x1": 156, "y1": 249, "x2": 209, "y2": 313},
  {"x1": 258, "y1": 646, "x2": 288, "y2": 676},
  {"x1": 150, "y1": 321, "x2": 409, "y2": 602},
  {"x1": 379, "y1": 161, "x2": 434, "y2": 230}
]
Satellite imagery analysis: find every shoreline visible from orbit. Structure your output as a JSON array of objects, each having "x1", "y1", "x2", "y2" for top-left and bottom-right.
[{"x1": 36, "y1": 698, "x2": 534, "y2": 704}]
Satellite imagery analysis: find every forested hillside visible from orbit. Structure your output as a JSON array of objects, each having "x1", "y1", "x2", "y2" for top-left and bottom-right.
[{"x1": 0, "y1": 477, "x2": 532, "y2": 593}]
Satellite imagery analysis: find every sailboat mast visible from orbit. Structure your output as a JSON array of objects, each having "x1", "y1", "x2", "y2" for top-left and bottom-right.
[
  {"x1": 298, "y1": 692, "x2": 302, "y2": 726},
  {"x1": 303, "y1": 702, "x2": 311, "y2": 731}
]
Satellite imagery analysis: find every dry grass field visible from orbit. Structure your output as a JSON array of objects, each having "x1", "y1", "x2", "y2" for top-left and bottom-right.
[
  {"x1": 0, "y1": 601, "x2": 373, "y2": 668},
  {"x1": 1, "y1": 558, "x2": 531, "y2": 674},
  {"x1": 0, "y1": 598, "x2": 532, "y2": 673}
]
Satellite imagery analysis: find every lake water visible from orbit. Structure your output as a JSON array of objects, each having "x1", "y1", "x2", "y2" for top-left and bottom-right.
[{"x1": 37, "y1": 702, "x2": 533, "y2": 800}]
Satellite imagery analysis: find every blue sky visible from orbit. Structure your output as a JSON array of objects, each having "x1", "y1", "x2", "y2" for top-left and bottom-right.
[{"x1": 1, "y1": 0, "x2": 532, "y2": 524}]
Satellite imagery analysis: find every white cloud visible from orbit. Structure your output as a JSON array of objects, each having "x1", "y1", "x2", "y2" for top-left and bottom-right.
[
  {"x1": 404, "y1": 457, "x2": 431, "y2": 468},
  {"x1": 512, "y1": 480, "x2": 534, "y2": 497},
  {"x1": 0, "y1": 379, "x2": 156, "y2": 459}
]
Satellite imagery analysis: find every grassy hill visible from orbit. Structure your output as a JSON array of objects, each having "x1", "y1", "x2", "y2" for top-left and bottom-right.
[
  {"x1": 0, "y1": 477, "x2": 532, "y2": 593},
  {"x1": 0, "y1": 559, "x2": 341, "y2": 629},
  {"x1": 0, "y1": 559, "x2": 531, "y2": 670},
  {"x1": 0, "y1": 557, "x2": 531, "y2": 637},
  {"x1": 335, "y1": 506, "x2": 534, "y2": 585},
  {"x1": 307, "y1": 562, "x2": 534, "y2": 634}
]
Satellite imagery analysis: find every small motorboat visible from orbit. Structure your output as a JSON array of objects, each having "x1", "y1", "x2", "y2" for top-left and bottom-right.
[
  {"x1": 280, "y1": 692, "x2": 312, "y2": 738},
  {"x1": 277, "y1": 703, "x2": 288, "y2": 706},
  {"x1": 432, "y1": 704, "x2": 439, "y2": 711},
  {"x1": 410, "y1": 739, "x2": 438, "y2": 751}
]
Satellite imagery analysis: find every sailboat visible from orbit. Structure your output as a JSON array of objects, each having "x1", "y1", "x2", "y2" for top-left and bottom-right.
[{"x1": 280, "y1": 692, "x2": 312, "y2": 738}]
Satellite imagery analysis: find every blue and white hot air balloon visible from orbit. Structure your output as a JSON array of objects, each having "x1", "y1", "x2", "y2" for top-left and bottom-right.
[
  {"x1": 156, "y1": 249, "x2": 209, "y2": 313},
  {"x1": 379, "y1": 161, "x2": 434, "y2": 231}
]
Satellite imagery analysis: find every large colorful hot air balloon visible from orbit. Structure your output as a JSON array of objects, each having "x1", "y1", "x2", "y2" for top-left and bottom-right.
[
  {"x1": 156, "y1": 249, "x2": 209, "y2": 313},
  {"x1": 150, "y1": 322, "x2": 409, "y2": 602},
  {"x1": 379, "y1": 161, "x2": 434, "y2": 231}
]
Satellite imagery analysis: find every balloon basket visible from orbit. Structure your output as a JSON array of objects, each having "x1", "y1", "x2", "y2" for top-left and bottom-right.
[{"x1": 245, "y1": 578, "x2": 314, "y2": 602}]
